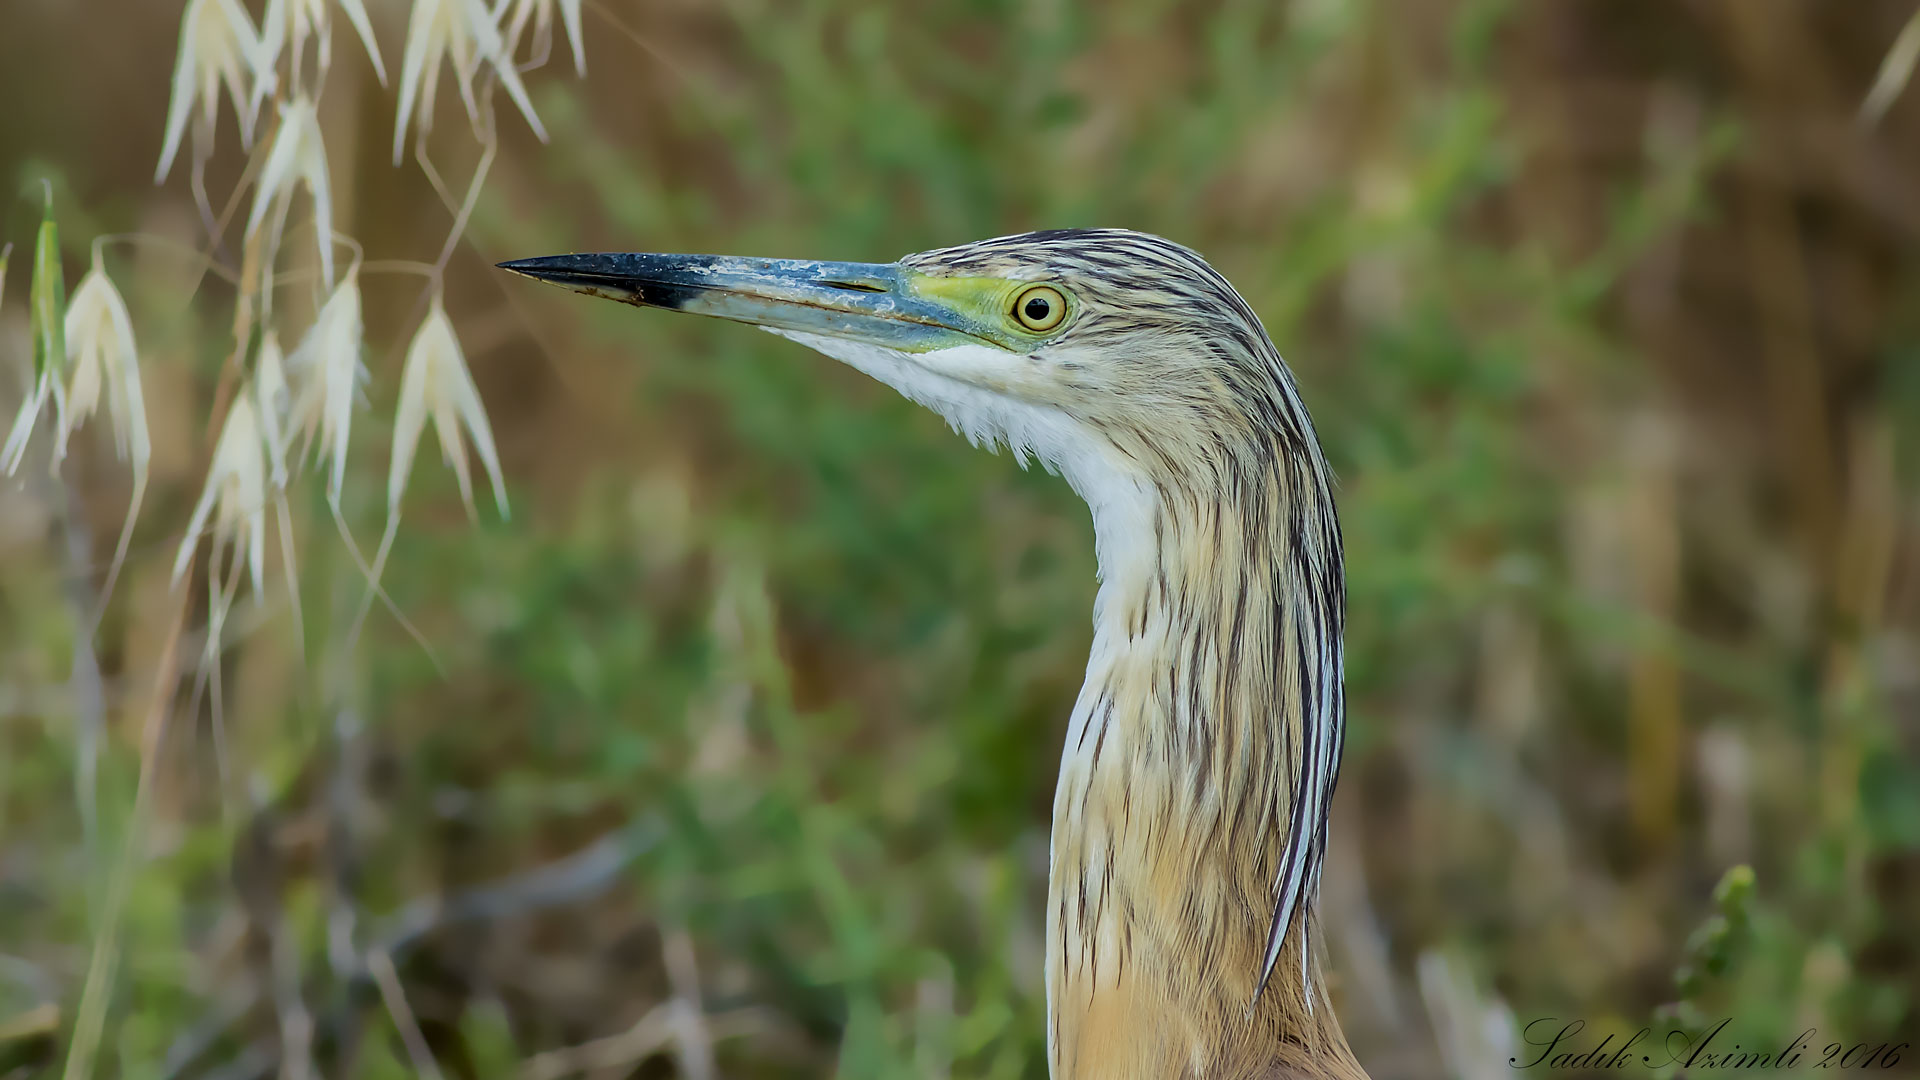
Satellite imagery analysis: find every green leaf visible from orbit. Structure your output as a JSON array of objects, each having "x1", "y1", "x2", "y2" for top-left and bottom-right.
[
  {"x1": 29, "y1": 195, "x2": 65, "y2": 382},
  {"x1": 1713, "y1": 864, "x2": 1756, "y2": 925}
]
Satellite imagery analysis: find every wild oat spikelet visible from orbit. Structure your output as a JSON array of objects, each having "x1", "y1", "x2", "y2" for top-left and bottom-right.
[
  {"x1": 172, "y1": 393, "x2": 269, "y2": 600},
  {"x1": 392, "y1": 0, "x2": 546, "y2": 165},
  {"x1": 251, "y1": 331, "x2": 308, "y2": 640},
  {"x1": 286, "y1": 267, "x2": 365, "y2": 510},
  {"x1": 56, "y1": 254, "x2": 151, "y2": 490},
  {"x1": 156, "y1": 0, "x2": 266, "y2": 183},
  {"x1": 389, "y1": 296, "x2": 506, "y2": 519},
  {"x1": 248, "y1": 96, "x2": 335, "y2": 288},
  {"x1": 259, "y1": 0, "x2": 387, "y2": 86}
]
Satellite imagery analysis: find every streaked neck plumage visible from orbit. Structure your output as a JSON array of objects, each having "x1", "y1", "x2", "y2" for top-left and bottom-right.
[
  {"x1": 769, "y1": 228, "x2": 1367, "y2": 1077},
  {"x1": 1046, "y1": 424, "x2": 1363, "y2": 1080}
]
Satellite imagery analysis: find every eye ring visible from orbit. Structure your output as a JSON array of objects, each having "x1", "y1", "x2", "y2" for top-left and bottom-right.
[{"x1": 1012, "y1": 285, "x2": 1067, "y2": 332}]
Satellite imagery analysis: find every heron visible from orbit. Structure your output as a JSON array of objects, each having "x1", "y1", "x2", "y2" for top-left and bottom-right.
[{"x1": 501, "y1": 229, "x2": 1367, "y2": 1080}]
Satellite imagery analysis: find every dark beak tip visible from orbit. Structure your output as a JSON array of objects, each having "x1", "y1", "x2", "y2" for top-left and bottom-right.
[
  {"x1": 497, "y1": 253, "x2": 645, "y2": 289},
  {"x1": 497, "y1": 255, "x2": 597, "y2": 287}
]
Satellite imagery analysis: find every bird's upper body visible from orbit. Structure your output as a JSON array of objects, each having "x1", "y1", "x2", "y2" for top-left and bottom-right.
[{"x1": 503, "y1": 229, "x2": 1366, "y2": 1080}]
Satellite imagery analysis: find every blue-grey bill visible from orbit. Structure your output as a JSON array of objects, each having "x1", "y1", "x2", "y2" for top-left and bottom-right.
[{"x1": 497, "y1": 252, "x2": 980, "y2": 352}]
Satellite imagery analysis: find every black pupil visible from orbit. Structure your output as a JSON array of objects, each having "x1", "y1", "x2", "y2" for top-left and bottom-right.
[{"x1": 1024, "y1": 296, "x2": 1052, "y2": 322}]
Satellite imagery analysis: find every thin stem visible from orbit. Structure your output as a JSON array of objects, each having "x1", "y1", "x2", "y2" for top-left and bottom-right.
[
  {"x1": 204, "y1": 545, "x2": 245, "y2": 824},
  {"x1": 189, "y1": 155, "x2": 231, "y2": 271},
  {"x1": 55, "y1": 476, "x2": 106, "y2": 854},
  {"x1": 90, "y1": 470, "x2": 146, "y2": 633},
  {"x1": 358, "y1": 259, "x2": 441, "y2": 279},
  {"x1": 586, "y1": 0, "x2": 695, "y2": 84},
  {"x1": 663, "y1": 928, "x2": 715, "y2": 1080},
  {"x1": 329, "y1": 228, "x2": 366, "y2": 271},
  {"x1": 368, "y1": 949, "x2": 446, "y2": 1080},
  {"x1": 203, "y1": 232, "x2": 266, "y2": 458},
  {"x1": 90, "y1": 233, "x2": 240, "y2": 288},
  {"x1": 183, "y1": 135, "x2": 272, "y2": 301},
  {"x1": 414, "y1": 143, "x2": 460, "y2": 220},
  {"x1": 269, "y1": 907, "x2": 314, "y2": 1080},
  {"x1": 258, "y1": 185, "x2": 296, "y2": 322},
  {"x1": 61, "y1": 584, "x2": 191, "y2": 1080},
  {"x1": 274, "y1": 491, "x2": 306, "y2": 660},
  {"x1": 340, "y1": 512, "x2": 399, "y2": 669},
  {"x1": 434, "y1": 135, "x2": 496, "y2": 273},
  {"x1": 328, "y1": 507, "x2": 444, "y2": 679}
]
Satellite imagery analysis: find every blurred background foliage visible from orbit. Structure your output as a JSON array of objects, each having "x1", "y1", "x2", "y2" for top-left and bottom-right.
[{"x1": 1, "y1": 0, "x2": 1918, "y2": 1077}]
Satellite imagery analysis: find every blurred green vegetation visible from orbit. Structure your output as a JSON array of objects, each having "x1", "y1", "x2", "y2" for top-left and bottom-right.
[{"x1": 1, "y1": 1, "x2": 1918, "y2": 1078}]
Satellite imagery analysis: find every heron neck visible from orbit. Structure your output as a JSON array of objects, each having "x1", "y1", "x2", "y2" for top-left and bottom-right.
[{"x1": 1045, "y1": 444, "x2": 1363, "y2": 1080}]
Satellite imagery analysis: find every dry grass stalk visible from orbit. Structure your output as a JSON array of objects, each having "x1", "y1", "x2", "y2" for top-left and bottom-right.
[
  {"x1": 16, "y1": 0, "x2": 589, "y2": 1069},
  {"x1": 368, "y1": 949, "x2": 448, "y2": 1080}
]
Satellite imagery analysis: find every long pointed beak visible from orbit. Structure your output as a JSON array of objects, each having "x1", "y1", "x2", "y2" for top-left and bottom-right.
[{"x1": 497, "y1": 252, "x2": 983, "y2": 352}]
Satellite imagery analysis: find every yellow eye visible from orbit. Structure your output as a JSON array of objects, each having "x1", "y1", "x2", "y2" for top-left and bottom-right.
[{"x1": 1012, "y1": 285, "x2": 1067, "y2": 332}]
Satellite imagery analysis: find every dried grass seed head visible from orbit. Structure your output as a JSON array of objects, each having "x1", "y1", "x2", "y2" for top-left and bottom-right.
[
  {"x1": 392, "y1": 0, "x2": 547, "y2": 165},
  {"x1": 248, "y1": 96, "x2": 335, "y2": 288},
  {"x1": 259, "y1": 0, "x2": 387, "y2": 86},
  {"x1": 389, "y1": 296, "x2": 506, "y2": 519},
  {"x1": 172, "y1": 393, "x2": 269, "y2": 601},
  {"x1": 157, "y1": 0, "x2": 266, "y2": 183},
  {"x1": 58, "y1": 254, "x2": 151, "y2": 485},
  {"x1": 287, "y1": 266, "x2": 365, "y2": 509}
]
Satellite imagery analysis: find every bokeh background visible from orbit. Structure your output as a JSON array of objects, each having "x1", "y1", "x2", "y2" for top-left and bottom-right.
[{"x1": 2, "y1": 0, "x2": 1918, "y2": 1077}]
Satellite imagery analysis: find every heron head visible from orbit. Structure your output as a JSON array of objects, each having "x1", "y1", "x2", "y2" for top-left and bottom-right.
[{"x1": 501, "y1": 228, "x2": 1314, "y2": 495}]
